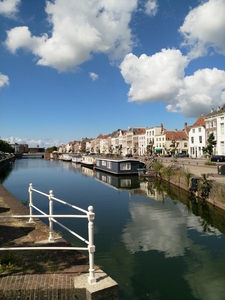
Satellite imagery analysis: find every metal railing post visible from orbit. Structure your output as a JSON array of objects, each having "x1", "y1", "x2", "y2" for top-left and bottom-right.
[
  {"x1": 28, "y1": 183, "x2": 34, "y2": 223},
  {"x1": 88, "y1": 205, "x2": 96, "y2": 284},
  {"x1": 48, "y1": 190, "x2": 54, "y2": 241}
]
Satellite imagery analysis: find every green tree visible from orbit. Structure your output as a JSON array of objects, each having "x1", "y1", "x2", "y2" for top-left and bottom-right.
[
  {"x1": 152, "y1": 161, "x2": 164, "y2": 179},
  {"x1": 170, "y1": 139, "x2": 179, "y2": 155},
  {"x1": 202, "y1": 133, "x2": 217, "y2": 158},
  {"x1": 46, "y1": 146, "x2": 58, "y2": 152},
  {"x1": 0, "y1": 140, "x2": 14, "y2": 153}
]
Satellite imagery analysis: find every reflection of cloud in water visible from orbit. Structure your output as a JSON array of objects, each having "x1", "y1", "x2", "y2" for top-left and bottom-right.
[
  {"x1": 122, "y1": 200, "x2": 191, "y2": 257},
  {"x1": 122, "y1": 199, "x2": 221, "y2": 257},
  {"x1": 184, "y1": 245, "x2": 225, "y2": 300}
]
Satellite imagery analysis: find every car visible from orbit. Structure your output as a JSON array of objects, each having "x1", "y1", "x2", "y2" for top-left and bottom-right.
[
  {"x1": 174, "y1": 153, "x2": 188, "y2": 158},
  {"x1": 125, "y1": 154, "x2": 133, "y2": 157},
  {"x1": 211, "y1": 155, "x2": 225, "y2": 162}
]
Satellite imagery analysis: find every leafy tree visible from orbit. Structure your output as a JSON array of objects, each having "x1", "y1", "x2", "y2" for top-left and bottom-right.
[
  {"x1": 170, "y1": 139, "x2": 179, "y2": 155},
  {"x1": 0, "y1": 140, "x2": 14, "y2": 153},
  {"x1": 152, "y1": 161, "x2": 164, "y2": 179},
  {"x1": 202, "y1": 133, "x2": 217, "y2": 158},
  {"x1": 46, "y1": 146, "x2": 58, "y2": 152}
]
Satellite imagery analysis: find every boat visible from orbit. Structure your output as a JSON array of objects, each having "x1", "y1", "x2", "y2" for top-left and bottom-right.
[
  {"x1": 61, "y1": 154, "x2": 72, "y2": 161},
  {"x1": 95, "y1": 158, "x2": 141, "y2": 175},
  {"x1": 81, "y1": 155, "x2": 97, "y2": 168},
  {"x1": 71, "y1": 154, "x2": 83, "y2": 163}
]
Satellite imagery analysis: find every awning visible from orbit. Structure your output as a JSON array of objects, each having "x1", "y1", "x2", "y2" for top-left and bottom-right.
[{"x1": 155, "y1": 148, "x2": 162, "y2": 151}]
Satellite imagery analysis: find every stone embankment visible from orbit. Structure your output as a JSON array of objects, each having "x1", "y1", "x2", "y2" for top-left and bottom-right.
[
  {"x1": 161, "y1": 158, "x2": 225, "y2": 211},
  {"x1": 0, "y1": 184, "x2": 118, "y2": 299}
]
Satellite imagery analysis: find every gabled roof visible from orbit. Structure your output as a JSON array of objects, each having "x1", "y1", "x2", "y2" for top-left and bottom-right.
[
  {"x1": 164, "y1": 130, "x2": 188, "y2": 141},
  {"x1": 192, "y1": 115, "x2": 205, "y2": 128}
]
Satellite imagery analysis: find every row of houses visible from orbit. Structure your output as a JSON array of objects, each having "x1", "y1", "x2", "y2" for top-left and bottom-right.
[{"x1": 58, "y1": 105, "x2": 225, "y2": 158}]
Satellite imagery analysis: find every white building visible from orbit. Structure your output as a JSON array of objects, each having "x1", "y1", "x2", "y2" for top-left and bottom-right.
[
  {"x1": 205, "y1": 105, "x2": 225, "y2": 155},
  {"x1": 189, "y1": 115, "x2": 206, "y2": 158}
]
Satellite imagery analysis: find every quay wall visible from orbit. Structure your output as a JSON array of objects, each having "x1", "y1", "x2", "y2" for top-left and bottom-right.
[
  {"x1": 161, "y1": 161, "x2": 225, "y2": 211},
  {"x1": 0, "y1": 156, "x2": 15, "y2": 173}
]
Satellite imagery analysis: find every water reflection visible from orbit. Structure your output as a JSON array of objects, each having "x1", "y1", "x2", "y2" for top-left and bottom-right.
[{"x1": 1, "y1": 159, "x2": 225, "y2": 300}]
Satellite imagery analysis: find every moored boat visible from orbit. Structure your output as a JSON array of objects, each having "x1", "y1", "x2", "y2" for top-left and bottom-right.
[{"x1": 95, "y1": 157, "x2": 142, "y2": 175}]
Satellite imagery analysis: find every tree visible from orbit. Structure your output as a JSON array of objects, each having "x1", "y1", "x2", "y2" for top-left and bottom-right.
[
  {"x1": 0, "y1": 140, "x2": 14, "y2": 153},
  {"x1": 46, "y1": 146, "x2": 58, "y2": 153},
  {"x1": 170, "y1": 139, "x2": 179, "y2": 155},
  {"x1": 202, "y1": 133, "x2": 217, "y2": 158}
]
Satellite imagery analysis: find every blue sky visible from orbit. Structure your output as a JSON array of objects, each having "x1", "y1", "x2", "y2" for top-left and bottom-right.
[{"x1": 0, "y1": 0, "x2": 224, "y2": 148}]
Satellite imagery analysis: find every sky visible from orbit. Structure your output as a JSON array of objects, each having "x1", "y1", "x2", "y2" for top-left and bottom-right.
[{"x1": 0, "y1": 0, "x2": 224, "y2": 148}]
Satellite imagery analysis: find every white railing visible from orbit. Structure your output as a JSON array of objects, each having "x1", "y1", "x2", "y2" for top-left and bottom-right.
[{"x1": 0, "y1": 183, "x2": 96, "y2": 284}]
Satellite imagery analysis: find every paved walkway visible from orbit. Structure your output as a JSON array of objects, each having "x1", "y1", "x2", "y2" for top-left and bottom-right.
[{"x1": 0, "y1": 184, "x2": 89, "y2": 299}]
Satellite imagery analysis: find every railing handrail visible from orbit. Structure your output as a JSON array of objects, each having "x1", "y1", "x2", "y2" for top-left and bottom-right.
[{"x1": 0, "y1": 183, "x2": 96, "y2": 285}]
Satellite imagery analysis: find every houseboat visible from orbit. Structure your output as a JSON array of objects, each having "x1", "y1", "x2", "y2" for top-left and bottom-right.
[
  {"x1": 81, "y1": 155, "x2": 97, "y2": 168},
  {"x1": 71, "y1": 154, "x2": 83, "y2": 163},
  {"x1": 61, "y1": 154, "x2": 72, "y2": 161},
  {"x1": 95, "y1": 158, "x2": 141, "y2": 175}
]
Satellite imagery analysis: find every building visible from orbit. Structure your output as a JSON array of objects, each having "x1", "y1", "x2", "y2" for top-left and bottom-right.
[
  {"x1": 205, "y1": 105, "x2": 225, "y2": 155},
  {"x1": 189, "y1": 115, "x2": 206, "y2": 158}
]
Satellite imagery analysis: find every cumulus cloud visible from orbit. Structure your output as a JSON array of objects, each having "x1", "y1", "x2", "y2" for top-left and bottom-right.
[
  {"x1": 145, "y1": 0, "x2": 158, "y2": 16},
  {"x1": 0, "y1": 72, "x2": 9, "y2": 88},
  {"x1": 4, "y1": 0, "x2": 138, "y2": 72},
  {"x1": 89, "y1": 72, "x2": 99, "y2": 81},
  {"x1": 120, "y1": 49, "x2": 188, "y2": 103},
  {"x1": 179, "y1": 0, "x2": 225, "y2": 59},
  {"x1": 120, "y1": 49, "x2": 225, "y2": 118},
  {"x1": 168, "y1": 68, "x2": 225, "y2": 117},
  {"x1": 0, "y1": 0, "x2": 20, "y2": 17}
]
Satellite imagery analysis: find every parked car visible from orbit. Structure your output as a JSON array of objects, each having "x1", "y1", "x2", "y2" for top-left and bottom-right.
[
  {"x1": 174, "y1": 153, "x2": 188, "y2": 158},
  {"x1": 126, "y1": 154, "x2": 133, "y2": 157},
  {"x1": 211, "y1": 155, "x2": 225, "y2": 162}
]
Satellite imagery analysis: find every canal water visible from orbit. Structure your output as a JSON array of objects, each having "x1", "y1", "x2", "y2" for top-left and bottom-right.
[{"x1": 1, "y1": 158, "x2": 225, "y2": 300}]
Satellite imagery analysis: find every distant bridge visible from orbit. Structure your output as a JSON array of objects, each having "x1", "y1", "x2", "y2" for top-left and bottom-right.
[{"x1": 22, "y1": 153, "x2": 45, "y2": 158}]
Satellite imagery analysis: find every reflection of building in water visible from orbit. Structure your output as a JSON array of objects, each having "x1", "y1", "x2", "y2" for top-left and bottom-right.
[
  {"x1": 133, "y1": 181, "x2": 166, "y2": 201},
  {"x1": 95, "y1": 170, "x2": 140, "y2": 191},
  {"x1": 81, "y1": 166, "x2": 95, "y2": 177}
]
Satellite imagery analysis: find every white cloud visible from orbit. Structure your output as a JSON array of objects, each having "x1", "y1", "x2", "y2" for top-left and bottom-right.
[
  {"x1": 3, "y1": 137, "x2": 61, "y2": 148},
  {"x1": 120, "y1": 49, "x2": 188, "y2": 103},
  {"x1": 0, "y1": 0, "x2": 20, "y2": 17},
  {"x1": 145, "y1": 0, "x2": 158, "y2": 16},
  {"x1": 179, "y1": 0, "x2": 225, "y2": 59},
  {"x1": 0, "y1": 72, "x2": 9, "y2": 88},
  {"x1": 89, "y1": 72, "x2": 99, "y2": 81},
  {"x1": 4, "y1": 0, "x2": 138, "y2": 72},
  {"x1": 120, "y1": 50, "x2": 225, "y2": 118},
  {"x1": 168, "y1": 68, "x2": 225, "y2": 117}
]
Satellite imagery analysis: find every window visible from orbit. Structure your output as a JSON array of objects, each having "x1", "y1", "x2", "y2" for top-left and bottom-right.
[
  {"x1": 199, "y1": 136, "x2": 202, "y2": 143},
  {"x1": 107, "y1": 161, "x2": 111, "y2": 169},
  {"x1": 102, "y1": 160, "x2": 106, "y2": 166},
  {"x1": 221, "y1": 123, "x2": 224, "y2": 135},
  {"x1": 198, "y1": 128, "x2": 201, "y2": 132},
  {"x1": 96, "y1": 160, "x2": 100, "y2": 166},
  {"x1": 191, "y1": 137, "x2": 194, "y2": 143},
  {"x1": 213, "y1": 120, "x2": 217, "y2": 127},
  {"x1": 192, "y1": 128, "x2": 195, "y2": 133},
  {"x1": 184, "y1": 143, "x2": 187, "y2": 147},
  {"x1": 120, "y1": 162, "x2": 131, "y2": 170}
]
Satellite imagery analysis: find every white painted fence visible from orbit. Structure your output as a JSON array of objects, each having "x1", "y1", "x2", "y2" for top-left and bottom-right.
[{"x1": 0, "y1": 183, "x2": 96, "y2": 284}]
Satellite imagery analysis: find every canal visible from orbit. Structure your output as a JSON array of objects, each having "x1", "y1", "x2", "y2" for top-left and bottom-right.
[{"x1": 1, "y1": 158, "x2": 225, "y2": 300}]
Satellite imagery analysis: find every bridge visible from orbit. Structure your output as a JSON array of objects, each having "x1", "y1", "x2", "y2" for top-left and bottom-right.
[{"x1": 22, "y1": 153, "x2": 45, "y2": 158}]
